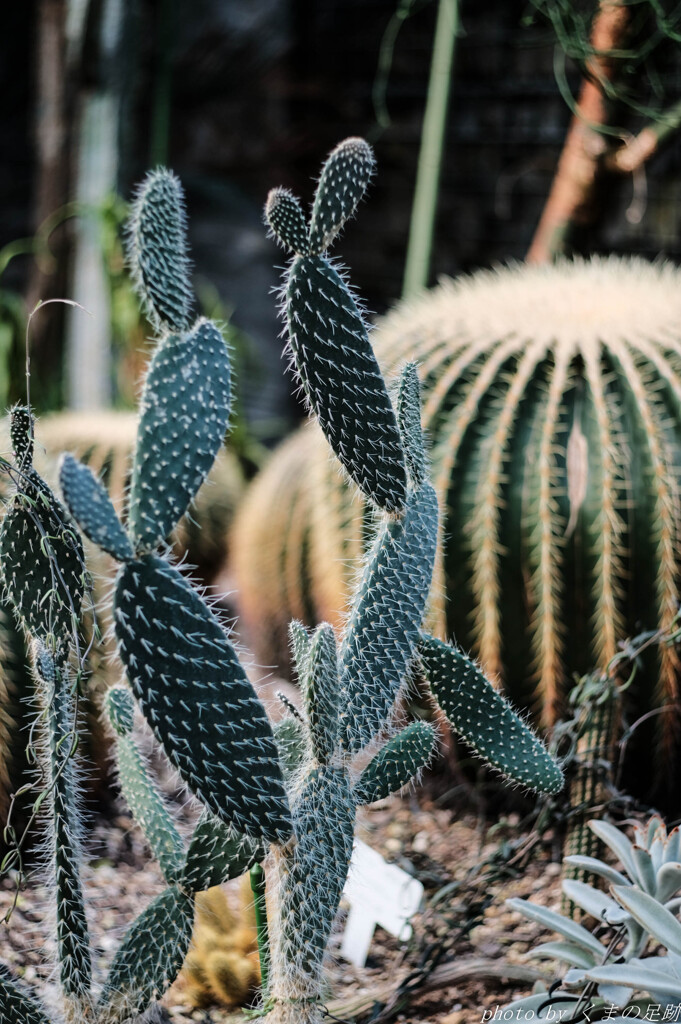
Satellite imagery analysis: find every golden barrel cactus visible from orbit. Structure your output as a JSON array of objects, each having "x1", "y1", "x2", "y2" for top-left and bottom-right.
[{"x1": 233, "y1": 256, "x2": 681, "y2": 802}]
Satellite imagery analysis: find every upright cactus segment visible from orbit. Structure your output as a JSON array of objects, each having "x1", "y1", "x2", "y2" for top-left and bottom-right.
[
  {"x1": 308, "y1": 136, "x2": 375, "y2": 253},
  {"x1": 33, "y1": 643, "x2": 92, "y2": 1004},
  {"x1": 0, "y1": 164, "x2": 287, "y2": 1024},
  {"x1": 57, "y1": 169, "x2": 292, "y2": 848},
  {"x1": 265, "y1": 139, "x2": 408, "y2": 513},
  {"x1": 255, "y1": 336, "x2": 560, "y2": 1022},
  {"x1": 0, "y1": 409, "x2": 92, "y2": 1024},
  {"x1": 127, "y1": 168, "x2": 193, "y2": 332},
  {"x1": 340, "y1": 482, "x2": 438, "y2": 752},
  {"x1": 0, "y1": 406, "x2": 86, "y2": 649},
  {"x1": 128, "y1": 318, "x2": 231, "y2": 551}
]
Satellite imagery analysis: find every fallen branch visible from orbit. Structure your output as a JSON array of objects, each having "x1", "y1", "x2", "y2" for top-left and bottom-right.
[
  {"x1": 604, "y1": 97, "x2": 681, "y2": 173},
  {"x1": 526, "y1": 0, "x2": 631, "y2": 264},
  {"x1": 327, "y1": 957, "x2": 547, "y2": 1020}
]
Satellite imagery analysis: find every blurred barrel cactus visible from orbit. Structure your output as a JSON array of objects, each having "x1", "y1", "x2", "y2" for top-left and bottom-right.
[{"x1": 232, "y1": 257, "x2": 681, "y2": 805}]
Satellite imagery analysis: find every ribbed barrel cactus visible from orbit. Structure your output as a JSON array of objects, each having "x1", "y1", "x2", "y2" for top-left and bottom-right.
[
  {"x1": 0, "y1": 143, "x2": 562, "y2": 1024},
  {"x1": 232, "y1": 257, "x2": 681, "y2": 807}
]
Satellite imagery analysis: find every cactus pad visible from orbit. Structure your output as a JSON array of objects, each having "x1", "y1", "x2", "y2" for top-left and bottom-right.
[
  {"x1": 286, "y1": 254, "x2": 407, "y2": 513},
  {"x1": 98, "y1": 885, "x2": 195, "y2": 1020},
  {"x1": 9, "y1": 405, "x2": 34, "y2": 471},
  {"x1": 308, "y1": 137, "x2": 375, "y2": 254},
  {"x1": 114, "y1": 554, "x2": 292, "y2": 843},
  {"x1": 265, "y1": 188, "x2": 311, "y2": 256},
  {"x1": 289, "y1": 619, "x2": 312, "y2": 688},
  {"x1": 273, "y1": 716, "x2": 308, "y2": 781},
  {"x1": 115, "y1": 733, "x2": 186, "y2": 884},
  {"x1": 104, "y1": 685, "x2": 135, "y2": 737},
  {"x1": 419, "y1": 634, "x2": 563, "y2": 794},
  {"x1": 396, "y1": 362, "x2": 427, "y2": 486},
  {"x1": 353, "y1": 721, "x2": 437, "y2": 806},
  {"x1": 127, "y1": 167, "x2": 193, "y2": 332},
  {"x1": 306, "y1": 623, "x2": 340, "y2": 764},
  {"x1": 0, "y1": 473, "x2": 85, "y2": 647},
  {"x1": 128, "y1": 317, "x2": 231, "y2": 551},
  {"x1": 180, "y1": 812, "x2": 265, "y2": 892},
  {"x1": 340, "y1": 481, "x2": 439, "y2": 752},
  {"x1": 272, "y1": 768, "x2": 354, "y2": 996},
  {"x1": 34, "y1": 645, "x2": 91, "y2": 998},
  {"x1": 0, "y1": 970, "x2": 52, "y2": 1024},
  {"x1": 59, "y1": 454, "x2": 134, "y2": 562}
]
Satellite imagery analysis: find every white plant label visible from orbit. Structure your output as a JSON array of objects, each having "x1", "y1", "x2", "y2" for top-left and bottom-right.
[{"x1": 340, "y1": 839, "x2": 424, "y2": 967}]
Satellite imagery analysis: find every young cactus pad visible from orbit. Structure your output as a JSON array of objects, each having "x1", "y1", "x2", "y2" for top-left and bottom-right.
[
  {"x1": 265, "y1": 138, "x2": 408, "y2": 513},
  {"x1": 126, "y1": 167, "x2": 193, "y2": 332},
  {"x1": 0, "y1": 406, "x2": 85, "y2": 649}
]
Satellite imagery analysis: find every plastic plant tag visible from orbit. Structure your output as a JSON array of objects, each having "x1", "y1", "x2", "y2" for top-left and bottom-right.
[{"x1": 340, "y1": 839, "x2": 424, "y2": 967}]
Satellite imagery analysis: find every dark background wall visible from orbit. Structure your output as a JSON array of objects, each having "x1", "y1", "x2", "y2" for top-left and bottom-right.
[{"x1": 4, "y1": 0, "x2": 681, "y2": 424}]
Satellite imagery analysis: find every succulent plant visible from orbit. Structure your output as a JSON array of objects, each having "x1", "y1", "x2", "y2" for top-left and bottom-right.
[
  {"x1": 231, "y1": 257, "x2": 681, "y2": 809},
  {"x1": 505, "y1": 815, "x2": 681, "y2": 1018},
  {"x1": 178, "y1": 883, "x2": 260, "y2": 1009},
  {"x1": 0, "y1": 144, "x2": 562, "y2": 1024}
]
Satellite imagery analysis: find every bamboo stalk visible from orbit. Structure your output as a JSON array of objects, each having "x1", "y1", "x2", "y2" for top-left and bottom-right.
[{"x1": 402, "y1": 0, "x2": 458, "y2": 298}]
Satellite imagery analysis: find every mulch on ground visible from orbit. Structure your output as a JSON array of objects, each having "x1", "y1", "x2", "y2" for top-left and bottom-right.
[{"x1": 0, "y1": 783, "x2": 567, "y2": 1024}]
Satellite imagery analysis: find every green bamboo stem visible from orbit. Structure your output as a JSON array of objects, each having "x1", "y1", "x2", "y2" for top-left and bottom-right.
[
  {"x1": 250, "y1": 863, "x2": 270, "y2": 996},
  {"x1": 402, "y1": 0, "x2": 458, "y2": 299}
]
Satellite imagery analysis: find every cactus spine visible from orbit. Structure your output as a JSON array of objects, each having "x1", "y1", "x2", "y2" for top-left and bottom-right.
[{"x1": 233, "y1": 257, "x2": 681, "y2": 808}]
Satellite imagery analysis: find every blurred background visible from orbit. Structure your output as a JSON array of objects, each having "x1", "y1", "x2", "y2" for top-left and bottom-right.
[{"x1": 5, "y1": 0, "x2": 681, "y2": 439}]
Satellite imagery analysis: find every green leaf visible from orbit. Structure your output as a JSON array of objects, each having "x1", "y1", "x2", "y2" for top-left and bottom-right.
[
  {"x1": 585, "y1": 961, "x2": 681, "y2": 999},
  {"x1": 530, "y1": 941, "x2": 596, "y2": 969},
  {"x1": 561, "y1": 879, "x2": 630, "y2": 925},
  {"x1": 506, "y1": 897, "x2": 608, "y2": 957},
  {"x1": 563, "y1": 854, "x2": 629, "y2": 888},
  {"x1": 588, "y1": 820, "x2": 638, "y2": 880},
  {"x1": 612, "y1": 886, "x2": 681, "y2": 954}
]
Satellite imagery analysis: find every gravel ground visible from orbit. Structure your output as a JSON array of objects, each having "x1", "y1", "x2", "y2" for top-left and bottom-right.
[{"x1": 0, "y1": 786, "x2": 567, "y2": 1024}]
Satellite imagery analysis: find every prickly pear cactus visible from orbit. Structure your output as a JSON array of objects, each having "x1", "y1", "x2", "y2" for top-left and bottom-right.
[
  {"x1": 0, "y1": 147, "x2": 562, "y2": 1024},
  {"x1": 254, "y1": 141, "x2": 561, "y2": 1024},
  {"x1": 0, "y1": 170, "x2": 285, "y2": 1024},
  {"x1": 232, "y1": 257, "x2": 681, "y2": 809}
]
